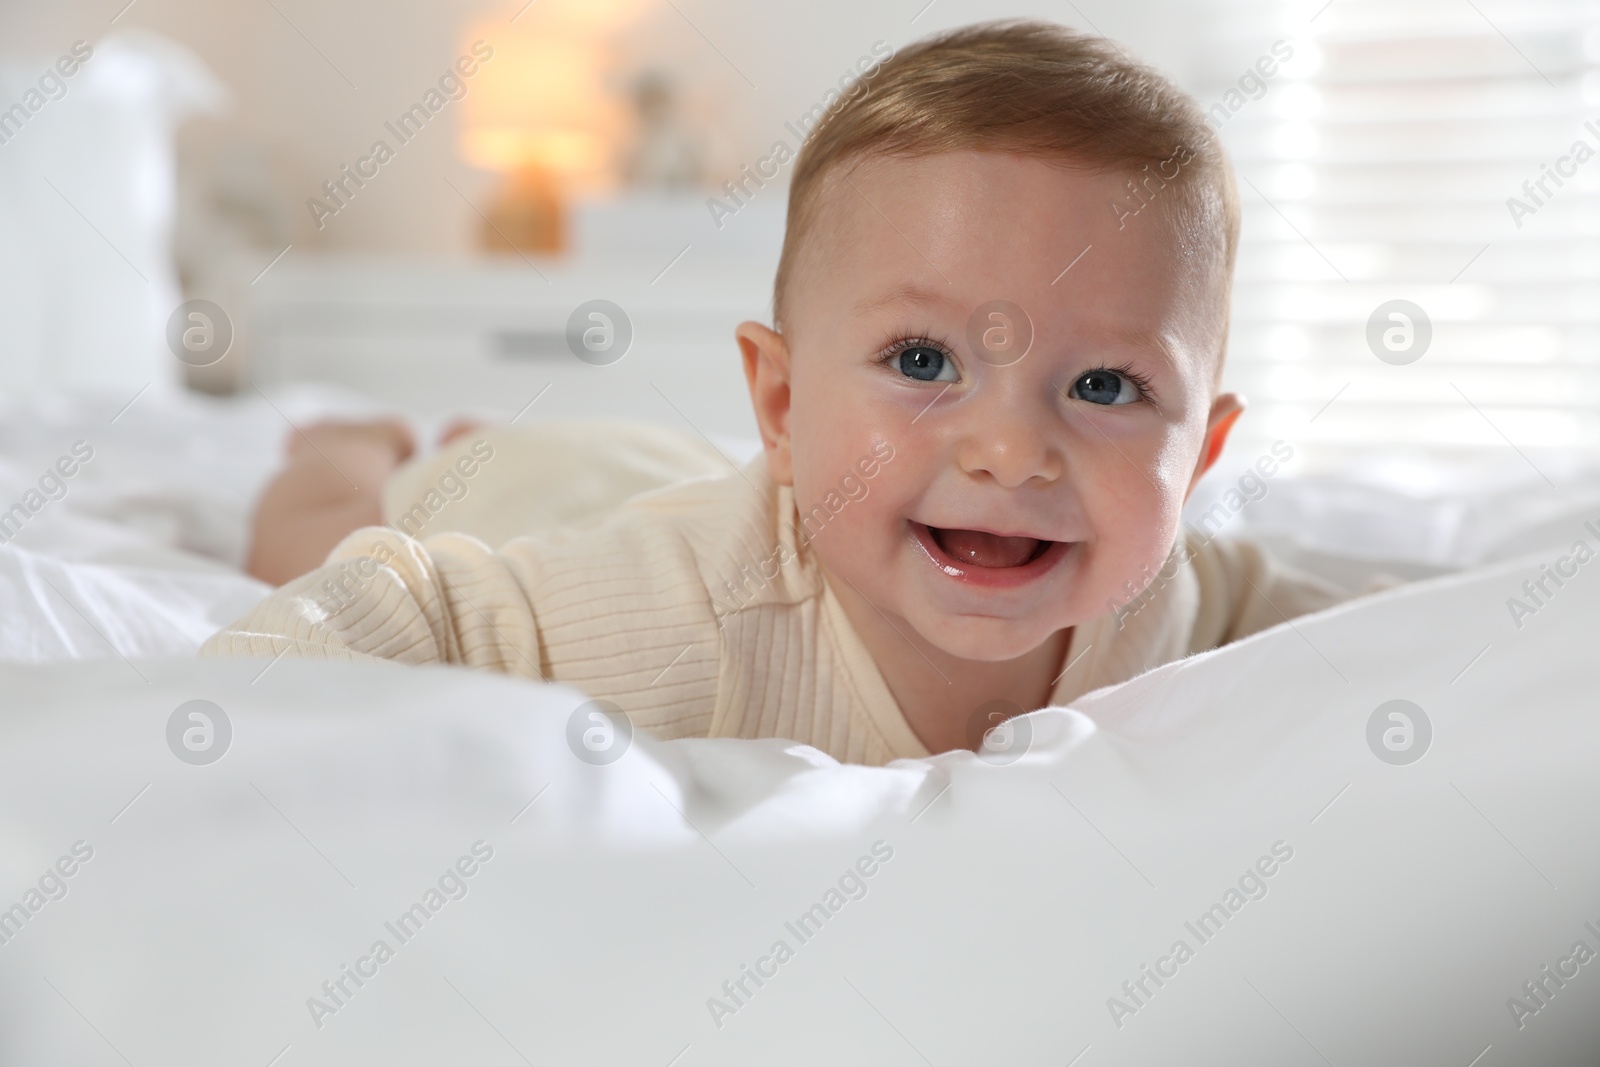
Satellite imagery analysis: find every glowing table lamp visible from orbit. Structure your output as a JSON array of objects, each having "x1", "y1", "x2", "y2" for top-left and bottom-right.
[{"x1": 459, "y1": 0, "x2": 653, "y2": 255}]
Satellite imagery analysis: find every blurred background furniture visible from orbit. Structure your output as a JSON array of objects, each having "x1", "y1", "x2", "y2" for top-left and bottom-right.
[
  {"x1": 0, "y1": 0, "x2": 1595, "y2": 479},
  {"x1": 248, "y1": 195, "x2": 779, "y2": 438}
]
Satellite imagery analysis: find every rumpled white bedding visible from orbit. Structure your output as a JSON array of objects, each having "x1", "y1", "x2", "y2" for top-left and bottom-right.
[
  {"x1": 1, "y1": 385, "x2": 1597, "y2": 1062},
  {"x1": 0, "y1": 385, "x2": 414, "y2": 660},
  {"x1": 0, "y1": 543, "x2": 1594, "y2": 1064}
]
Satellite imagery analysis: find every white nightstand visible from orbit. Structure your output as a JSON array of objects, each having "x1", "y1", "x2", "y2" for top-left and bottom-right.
[{"x1": 250, "y1": 193, "x2": 785, "y2": 440}]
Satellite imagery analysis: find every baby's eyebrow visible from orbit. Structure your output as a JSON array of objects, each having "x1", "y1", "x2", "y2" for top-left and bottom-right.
[
  {"x1": 1058, "y1": 318, "x2": 1190, "y2": 377},
  {"x1": 1097, "y1": 326, "x2": 1182, "y2": 372},
  {"x1": 851, "y1": 282, "x2": 951, "y2": 317}
]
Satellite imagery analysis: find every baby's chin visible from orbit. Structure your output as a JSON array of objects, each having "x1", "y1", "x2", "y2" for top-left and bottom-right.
[{"x1": 906, "y1": 611, "x2": 1070, "y2": 665}]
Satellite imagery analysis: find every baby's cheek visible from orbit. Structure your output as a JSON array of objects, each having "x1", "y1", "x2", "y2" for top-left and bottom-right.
[
  {"x1": 1084, "y1": 507, "x2": 1179, "y2": 604},
  {"x1": 1119, "y1": 440, "x2": 1190, "y2": 543}
]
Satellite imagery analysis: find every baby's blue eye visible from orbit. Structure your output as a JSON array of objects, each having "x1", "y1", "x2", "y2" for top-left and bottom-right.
[
  {"x1": 1071, "y1": 370, "x2": 1139, "y2": 406},
  {"x1": 897, "y1": 345, "x2": 957, "y2": 383}
]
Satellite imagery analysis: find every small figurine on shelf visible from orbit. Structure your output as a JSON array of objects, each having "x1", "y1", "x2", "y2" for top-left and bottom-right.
[{"x1": 620, "y1": 70, "x2": 705, "y2": 191}]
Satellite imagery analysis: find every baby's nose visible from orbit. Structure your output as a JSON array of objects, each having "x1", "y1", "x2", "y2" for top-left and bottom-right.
[{"x1": 954, "y1": 416, "x2": 1063, "y2": 488}]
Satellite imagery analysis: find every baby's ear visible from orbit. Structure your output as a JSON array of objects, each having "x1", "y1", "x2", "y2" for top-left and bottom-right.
[
  {"x1": 1188, "y1": 391, "x2": 1245, "y2": 498},
  {"x1": 735, "y1": 321, "x2": 794, "y2": 485}
]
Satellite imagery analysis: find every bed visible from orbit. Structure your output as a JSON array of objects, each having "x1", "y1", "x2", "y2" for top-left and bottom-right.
[{"x1": 1, "y1": 382, "x2": 1597, "y2": 1065}]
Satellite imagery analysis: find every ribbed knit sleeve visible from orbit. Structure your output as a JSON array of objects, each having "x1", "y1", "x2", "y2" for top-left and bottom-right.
[{"x1": 201, "y1": 508, "x2": 725, "y2": 741}]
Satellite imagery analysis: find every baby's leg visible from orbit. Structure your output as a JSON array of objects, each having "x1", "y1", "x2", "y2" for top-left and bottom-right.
[{"x1": 245, "y1": 421, "x2": 415, "y2": 585}]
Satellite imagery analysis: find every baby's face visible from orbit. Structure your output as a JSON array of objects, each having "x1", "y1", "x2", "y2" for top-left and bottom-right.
[{"x1": 746, "y1": 150, "x2": 1239, "y2": 663}]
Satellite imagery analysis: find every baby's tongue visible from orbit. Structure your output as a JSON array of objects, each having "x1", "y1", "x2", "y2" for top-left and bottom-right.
[{"x1": 932, "y1": 527, "x2": 1041, "y2": 568}]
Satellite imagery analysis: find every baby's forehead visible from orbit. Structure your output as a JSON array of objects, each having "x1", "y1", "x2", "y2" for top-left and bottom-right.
[
  {"x1": 807, "y1": 150, "x2": 1223, "y2": 280},
  {"x1": 791, "y1": 150, "x2": 1230, "y2": 375}
]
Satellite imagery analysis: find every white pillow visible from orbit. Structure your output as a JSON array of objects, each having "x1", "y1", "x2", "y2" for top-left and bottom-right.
[
  {"x1": 0, "y1": 30, "x2": 223, "y2": 392},
  {"x1": 0, "y1": 550, "x2": 1593, "y2": 1062}
]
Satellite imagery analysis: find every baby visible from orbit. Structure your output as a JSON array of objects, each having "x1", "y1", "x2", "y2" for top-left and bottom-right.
[{"x1": 206, "y1": 19, "x2": 1349, "y2": 765}]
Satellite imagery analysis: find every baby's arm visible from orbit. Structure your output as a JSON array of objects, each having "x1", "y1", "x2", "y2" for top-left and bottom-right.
[
  {"x1": 208, "y1": 526, "x2": 544, "y2": 677},
  {"x1": 204, "y1": 511, "x2": 725, "y2": 734}
]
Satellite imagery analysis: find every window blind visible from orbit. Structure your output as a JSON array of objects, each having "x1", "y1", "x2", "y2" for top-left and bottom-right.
[{"x1": 1191, "y1": 0, "x2": 1600, "y2": 485}]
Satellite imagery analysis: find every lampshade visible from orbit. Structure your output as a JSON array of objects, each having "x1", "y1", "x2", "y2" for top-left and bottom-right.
[{"x1": 459, "y1": 0, "x2": 657, "y2": 191}]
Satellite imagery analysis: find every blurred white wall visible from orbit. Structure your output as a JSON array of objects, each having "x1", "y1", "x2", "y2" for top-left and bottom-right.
[{"x1": 3, "y1": 0, "x2": 1205, "y2": 258}]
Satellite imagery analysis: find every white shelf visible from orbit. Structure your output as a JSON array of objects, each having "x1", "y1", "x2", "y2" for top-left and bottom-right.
[{"x1": 249, "y1": 196, "x2": 786, "y2": 437}]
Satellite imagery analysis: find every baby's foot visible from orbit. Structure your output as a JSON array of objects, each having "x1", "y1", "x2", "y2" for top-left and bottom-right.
[
  {"x1": 437, "y1": 417, "x2": 489, "y2": 447},
  {"x1": 287, "y1": 419, "x2": 416, "y2": 468}
]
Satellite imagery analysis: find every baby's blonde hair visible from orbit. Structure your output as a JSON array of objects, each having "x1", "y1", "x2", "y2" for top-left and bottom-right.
[{"x1": 773, "y1": 19, "x2": 1240, "y2": 344}]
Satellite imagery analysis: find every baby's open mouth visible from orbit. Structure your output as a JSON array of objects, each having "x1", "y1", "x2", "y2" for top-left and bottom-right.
[{"x1": 926, "y1": 525, "x2": 1052, "y2": 569}]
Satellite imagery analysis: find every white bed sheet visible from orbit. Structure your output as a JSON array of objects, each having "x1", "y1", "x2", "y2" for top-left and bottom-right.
[
  {"x1": 0, "y1": 385, "x2": 420, "y2": 661},
  {"x1": 0, "y1": 546, "x2": 1593, "y2": 1064},
  {"x1": 1, "y1": 385, "x2": 1596, "y2": 1063}
]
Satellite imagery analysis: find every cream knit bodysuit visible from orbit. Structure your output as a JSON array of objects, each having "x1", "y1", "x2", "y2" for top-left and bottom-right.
[{"x1": 203, "y1": 425, "x2": 1350, "y2": 766}]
